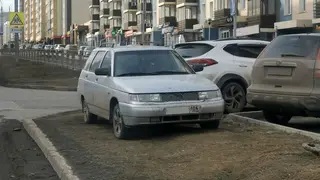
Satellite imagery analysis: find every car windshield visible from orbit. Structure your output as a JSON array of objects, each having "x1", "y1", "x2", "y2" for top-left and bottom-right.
[{"x1": 114, "y1": 50, "x2": 194, "y2": 77}]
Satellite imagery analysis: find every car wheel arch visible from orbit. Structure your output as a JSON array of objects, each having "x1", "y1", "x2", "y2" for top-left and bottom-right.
[
  {"x1": 109, "y1": 97, "x2": 119, "y2": 120},
  {"x1": 217, "y1": 74, "x2": 248, "y2": 92}
]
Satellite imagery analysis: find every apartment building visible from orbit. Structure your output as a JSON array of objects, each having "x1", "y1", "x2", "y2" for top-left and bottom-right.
[
  {"x1": 3, "y1": 21, "x2": 14, "y2": 44},
  {"x1": 89, "y1": 0, "x2": 100, "y2": 34},
  {"x1": 100, "y1": 0, "x2": 110, "y2": 32},
  {"x1": 35, "y1": 0, "x2": 46, "y2": 42},
  {"x1": 275, "y1": 0, "x2": 314, "y2": 35},
  {"x1": 122, "y1": 0, "x2": 137, "y2": 31}
]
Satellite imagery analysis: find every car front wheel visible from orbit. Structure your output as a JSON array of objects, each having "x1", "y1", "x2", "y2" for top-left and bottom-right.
[
  {"x1": 111, "y1": 104, "x2": 131, "y2": 139},
  {"x1": 263, "y1": 111, "x2": 292, "y2": 125},
  {"x1": 221, "y1": 82, "x2": 246, "y2": 113}
]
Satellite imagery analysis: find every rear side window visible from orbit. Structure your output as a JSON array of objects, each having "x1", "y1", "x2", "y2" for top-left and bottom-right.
[
  {"x1": 83, "y1": 51, "x2": 98, "y2": 70},
  {"x1": 224, "y1": 44, "x2": 267, "y2": 58},
  {"x1": 175, "y1": 43, "x2": 214, "y2": 58},
  {"x1": 259, "y1": 35, "x2": 320, "y2": 59}
]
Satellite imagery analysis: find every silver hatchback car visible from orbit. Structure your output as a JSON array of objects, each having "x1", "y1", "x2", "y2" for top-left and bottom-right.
[{"x1": 77, "y1": 46, "x2": 224, "y2": 139}]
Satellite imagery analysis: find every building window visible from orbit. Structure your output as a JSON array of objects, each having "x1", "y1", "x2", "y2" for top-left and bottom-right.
[
  {"x1": 284, "y1": 0, "x2": 291, "y2": 15},
  {"x1": 213, "y1": 0, "x2": 229, "y2": 11},
  {"x1": 299, "y1": 0, "x2": 305, "y2": 13},
  {"x1": 129, "y1": 12, "x2": 137, "y2": 21},
  {"x1": 113, "y1": 19, "x2": 121, "y2": 27},
  {"x1": 113, "y1": 2, "x2": 121, "y2": 10},
  {"x1": 220, "y1": 29, "x2": 230, "y2": 39},
  {"x1": 248, "y1": 0, "x2": 260, "y2": 16},
  {"x1": 177, "y1": 7, "x2": 184, "y2": 21},
  {"x1": 238, "y1": 0, "x2": 246, "y2": 9},
  {"x1": 210, "y1": 2, "x2": 213, "y2": 18},
  {"x1": 160, "y1": 5, "x2": 175, "y2": 18},
  {"x1": 186, "y1": 6, "x2": 197, "y2": 19}
]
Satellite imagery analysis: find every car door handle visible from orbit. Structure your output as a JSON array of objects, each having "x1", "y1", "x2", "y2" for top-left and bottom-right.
[
  {"x1": 239, "y1": 64, "x2": 247, "y2": 67},
  {"x1": 85, "y1": 75, "x2": 88, "y2": 78},
  {"x1": 95, "y1": 78, "x2": 98, "y2": 81}
]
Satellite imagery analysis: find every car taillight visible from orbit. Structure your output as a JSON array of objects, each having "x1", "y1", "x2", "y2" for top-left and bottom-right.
[
  {"x1": 315, "y1": 48, "x2": 320, "y2": 78},
  {"x1": 187, "y1": 58, "x2": 218, "y2": 67}
]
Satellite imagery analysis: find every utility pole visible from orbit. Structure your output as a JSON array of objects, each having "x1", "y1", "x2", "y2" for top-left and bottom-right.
[
  {"x1": 0, "y1": 0, "x2": 3, "y2": 46},
  {"x1": 141, "y1": 0, "x2": 146, "y2": 45},
  {"x1": 231, "y1": 0, "x2": 238, "y2": 38},
  {"x1": 14, "y1": 0, "x2": 19, "y2": 60}
]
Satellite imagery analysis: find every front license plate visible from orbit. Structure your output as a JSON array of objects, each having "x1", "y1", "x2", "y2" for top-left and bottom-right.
[{"x1": 165, "y1": 106, "x2": 202, "y2": 115}]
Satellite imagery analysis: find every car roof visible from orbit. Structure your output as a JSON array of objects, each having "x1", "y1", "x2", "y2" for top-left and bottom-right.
[
  {"x1": 175, "y1": 39, "x2": 270, "y2": 46},
  {"x1": 278, "y1": 33, "x2": 320, "y2": 37},
  {"x1": 94, "y1": 46, "x2": 172, "y2": 52}
]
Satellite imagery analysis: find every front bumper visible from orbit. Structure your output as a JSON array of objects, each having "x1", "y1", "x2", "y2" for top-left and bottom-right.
[{"x1": 119, "y1": 99, "x2": 225, "y2": 126}]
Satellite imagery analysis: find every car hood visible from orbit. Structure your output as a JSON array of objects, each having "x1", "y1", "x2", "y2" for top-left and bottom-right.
[{"x1": 113, "y1": 74, "x2": 218, "y2": 93}]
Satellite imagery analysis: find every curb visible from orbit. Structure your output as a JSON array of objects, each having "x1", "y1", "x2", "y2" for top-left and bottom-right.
[
  {"x1": 22, "y1": 119, "x2": 81, "y2": 180},
  {"x1": 227, "y1": 112, "x2": 320, "y2": 141}
]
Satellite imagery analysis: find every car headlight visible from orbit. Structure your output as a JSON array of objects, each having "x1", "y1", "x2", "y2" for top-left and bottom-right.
[
  {"x1": 129, "y1": 94, "x2": 161, "y2": 102},
  {"x1": 198, "y1": 90, "x2": 222, "y2": 100}
]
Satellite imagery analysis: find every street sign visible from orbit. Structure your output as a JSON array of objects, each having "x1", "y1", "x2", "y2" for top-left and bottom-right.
[
  {"x1": 9, "y1": 12, "x2": 24, "y2": 27},
  {"x1": 226, "y1": 16, "x2": 233, "y2": 23},
  {"x1": 11, "y1": 28, "x2": 23, "y2": 33}
]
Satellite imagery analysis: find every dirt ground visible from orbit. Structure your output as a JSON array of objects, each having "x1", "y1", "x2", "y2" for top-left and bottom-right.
[
  {"x1": 0, "y1": 117, "x2": 59, "y2": 180},
  {"x1": 34, "y1": 111, "x2": 320, "y2": 180},
  {"x1": 0, "y1": 56, "x2": 79, "y2": 91}
]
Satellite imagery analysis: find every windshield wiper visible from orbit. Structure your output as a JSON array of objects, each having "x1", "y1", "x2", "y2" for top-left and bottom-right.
[
  {"x1": 151, "y1": 71, "x2": 189, "y2": 75},
  {"x1": 281, "y1": 53, "x2": 305, "y2": 57},
  {"x1": 117, "y1": 72, "x2": 155, "y2": 77}
]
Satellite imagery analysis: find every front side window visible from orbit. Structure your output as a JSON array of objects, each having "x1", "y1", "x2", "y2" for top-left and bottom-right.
[
  {"x1": 114, "y1": 50, "x2": 194, "y2": 76},
  {"x1": 83, "y1": 51, "x2": 98, "y2": 70},
  {"x1": 89, "y1": 51, "x2": 106, "y2": 72},
  {"x1": 100, "y1": 52, "x2": 112, "y2": 69}
]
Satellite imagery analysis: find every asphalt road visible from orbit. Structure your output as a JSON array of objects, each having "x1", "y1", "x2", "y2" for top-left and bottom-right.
[
  {"x1": 0, "y1": 86, "x2": 80, "y2": 120},
  {"x1": 0, "y1": 117, "x2": 58, "y2": 180}
]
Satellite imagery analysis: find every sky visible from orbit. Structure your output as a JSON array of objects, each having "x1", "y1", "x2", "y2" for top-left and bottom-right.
[{"x1": 1, "y1": 0, "x2": 14, "y2": 12}]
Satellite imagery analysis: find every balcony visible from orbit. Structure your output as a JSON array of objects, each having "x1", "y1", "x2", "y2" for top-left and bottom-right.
[
  {"x1": 110, "y1": 9, "x2": 121, "y2": 17},
  {"x1": 103, "y1": 24, "x2": 110, "y2": 29},
  {"x1": 176, "y1": 0, "x2": 197, "y2": 4},
  {"x1": 90, "y1": 0, "x2": 100, "y2": 8},
  {"x1": 123, "y1": 2, "x2": 137, "y2": 10},
  {"x1": 247, "y1": 14, "x2": 276, "y2": 28},
  {"x1": 213, "y1": 8, "x2": 230, "y2": 19},
  {"x1": 137, "y1": 3, "x2": 152, "y2": 11},
  {"x1": 178, "y1": 19, "x2": 198, "y2": 30},
  {"x1": 123, "y1": 22, "x2": 137, "y2": 30},
  {"x1": 92, "y1": 14, "x2": 100, "y2": 21},
  {"x1": 159, "y1": 17, "x2": 177, "y2": 26},
  {"x1": 137, "y1": 22, "x2": 152, "y2": 32},
  {"x1": 314, "y1": 1, "x2": 320, "y2": 18},
  {"x1": 159, "y1": 0, "x2": 176, "y2": 3},
  {"x1": 101, "y1": 8, "x2": 110, "y2": 15}
]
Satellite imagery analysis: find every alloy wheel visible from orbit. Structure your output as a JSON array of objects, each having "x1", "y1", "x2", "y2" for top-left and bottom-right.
[{"x1": 223, "y1": 84, "x2": 245, "y2": 112}]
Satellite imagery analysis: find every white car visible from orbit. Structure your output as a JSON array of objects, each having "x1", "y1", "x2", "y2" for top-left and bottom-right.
[
  {"x1": 55, "y1": 44, "x2": 65, "y2": 53},
  {"x1": 77, "y1": 46, "x2": 224, "y2": 139},
  {"x1": 175, "y1": 39, "x2": 270, "y2": 113}
]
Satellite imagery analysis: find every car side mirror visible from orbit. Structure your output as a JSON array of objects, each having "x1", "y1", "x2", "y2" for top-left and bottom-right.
[
  {"x1": 95, "y1": 68, "x2": 111, "y2": 76},
  {"x1": 192, "y1": 64, "x2": 204, "y2": 72}
]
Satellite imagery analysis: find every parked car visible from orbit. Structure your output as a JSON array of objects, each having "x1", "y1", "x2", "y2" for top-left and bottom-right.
[
  {"x1": 44, "y1": 45, "x2": 53, "y2": 50},
  {"x1": 78, "y1": 46, "x2": 88, "y2": 56},
  {"x1": 247, "y1": 33, "x2": 320, "y2": 124},
  {"x1": 174, "y1": 39, "x2": 269, "y2": 113},
  {"x1": 83, "y1": 46, "x2": 94, "y2": 57},
  {"x1": 77, "y1": 46, "x2": 224, "y2": 139},
  {"x1": 55, "y1": 44, "x2": 65, "y2": 53},
  {"x1": 64, "y1": 44, "x2": 78, "y2": 54}
]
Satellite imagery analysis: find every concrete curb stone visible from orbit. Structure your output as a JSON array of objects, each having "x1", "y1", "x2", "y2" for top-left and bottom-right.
[
  {"x1": 227, "y1": 111, "x2": 320, "y2": 141},
  {"x1": 22, "y1": 118, "x2": 80, "y2": 180}
]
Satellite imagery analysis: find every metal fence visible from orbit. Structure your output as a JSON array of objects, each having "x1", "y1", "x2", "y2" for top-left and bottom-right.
[{"x1": 0, "y1": 49, "x2": 87, "y2": 71}]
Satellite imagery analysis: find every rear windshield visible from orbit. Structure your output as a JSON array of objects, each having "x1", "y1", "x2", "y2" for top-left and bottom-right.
[
  {"x1": 175, "y1": 43, "x2": 214, "y2": 58},
  {"x1": 259, "y1": 35, "x2": 320, "y2": 59}
]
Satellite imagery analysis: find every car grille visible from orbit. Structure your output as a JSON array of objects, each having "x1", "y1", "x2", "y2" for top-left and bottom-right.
[{"x1": 161, "y1": 92, "x2": 199, "y2": 102}]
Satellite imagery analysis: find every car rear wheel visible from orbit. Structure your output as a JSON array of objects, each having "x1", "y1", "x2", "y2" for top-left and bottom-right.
[
  {"x1": 221, "y1": 82, "x2": 246, "y2": 113},
  {"x1": 199, "y1": 120, "x2": 220, "y2": 129},
  {"x1": 263, "y1": 111, "x2": 292, "y2": 125},
  {"x1": 82, "y1": 99, "x2": 97, "y2": 124},
  {"x1": 111, "y1": 104, "x2": 131, "y2": 139}
]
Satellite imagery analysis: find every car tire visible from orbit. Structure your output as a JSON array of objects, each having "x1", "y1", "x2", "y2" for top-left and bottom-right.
[
  {"x1": 111, "y1": 104, "x2": 131, "y2": 139},
  {"x1": 263, "y1": 111, "x2": 292, "y2": 125},
  {"x1": 82, "y1": 99, "x2": 97, "y2": 124},
  {"x1": 199, "y1": 120, "x2": 220, "y2": 129},
  {"x1": 221, "y1": 82, "x2": 246, "y2": 113}
]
